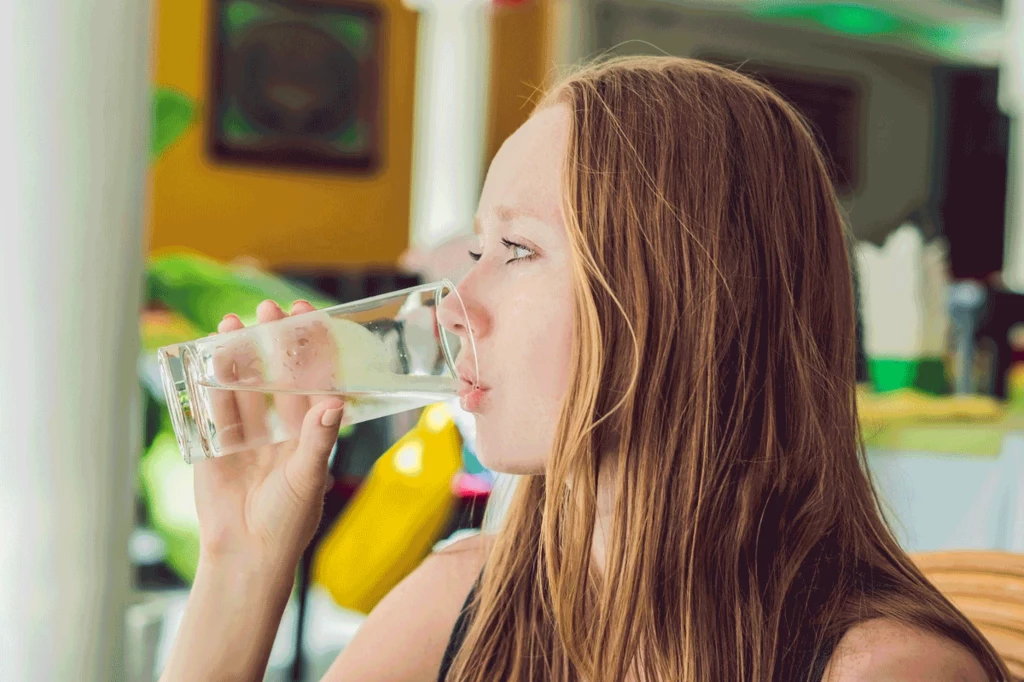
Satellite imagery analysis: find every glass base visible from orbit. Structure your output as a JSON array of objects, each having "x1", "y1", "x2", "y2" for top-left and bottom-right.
[{"x1": 157, "y1": 345, "x2": 210, "y2": 464}]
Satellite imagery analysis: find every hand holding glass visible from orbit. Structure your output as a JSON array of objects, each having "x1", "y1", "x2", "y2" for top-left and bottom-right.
[{"x1": 157, "y1": 279, "x2": 475, "y2": 463}]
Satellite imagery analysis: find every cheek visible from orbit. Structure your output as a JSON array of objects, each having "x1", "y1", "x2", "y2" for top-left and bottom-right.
[
  {"x1": 473, "y1": 293, "x2": 572, "y2": 473},
  {"x1": 541, "y1": 313, "x2": 573, "y2": 403},
  {"x1": 508, "y1": 291, "x2": 573, "y2": 402},
  {"x1": 464, "y1": 250, "x2": 575, "y2": 467}
]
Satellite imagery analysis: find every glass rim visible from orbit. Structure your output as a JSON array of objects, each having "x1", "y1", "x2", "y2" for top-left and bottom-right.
[
  {"x1": 312, "y1": 278, "x2": 455, "y2": 316},
  {"x1": 435, "y1": 278, "x2": 477, "y2": 387}
]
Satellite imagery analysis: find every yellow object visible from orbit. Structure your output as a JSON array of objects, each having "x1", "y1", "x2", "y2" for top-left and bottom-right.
[
  {"x1": 313, "y1": 404, "x2": 463, "y2": 613},
  {"x1": 857, "y1": 384, "x2": 1024, "y2": 456},
  {"x1": 857, "y1": 385, "x2": 1005, "y2": 424},
  {"x1": 1009, "y1": 363, "x2": 1024, "y2": 406}
]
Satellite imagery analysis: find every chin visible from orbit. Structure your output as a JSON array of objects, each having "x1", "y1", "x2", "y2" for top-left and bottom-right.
[{"x1": 475, "y1": 439, "x2": 547, "y2": 476}]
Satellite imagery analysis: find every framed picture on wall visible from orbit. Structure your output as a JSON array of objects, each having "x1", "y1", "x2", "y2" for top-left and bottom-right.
[
  {"x1": 208, "y1": 0, "x2": 383, "y2": 173},
  {"x1": 695, "y1": 54, "x2": 863, "y2": 195}
]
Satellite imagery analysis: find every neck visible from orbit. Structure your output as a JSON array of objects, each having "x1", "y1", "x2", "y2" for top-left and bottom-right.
[
  {"x1": 592, "y1": 462, "x2": 617, "y2": 572},
  {"x1": 593, "y1": 469, "x2": 648, "y2": 682}
]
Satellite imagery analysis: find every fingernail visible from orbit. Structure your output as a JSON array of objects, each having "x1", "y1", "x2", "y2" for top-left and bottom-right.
[
  {"x1": 321, "y1": 407, "x2": 344, "y2": 428},
  {"x1": 218, "y1": 314, "x2": 239, "y2": 333}
]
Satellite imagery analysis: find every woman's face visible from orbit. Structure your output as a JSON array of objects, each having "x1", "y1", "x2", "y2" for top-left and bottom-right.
[{"x1": 439, "y1": 105, "x2": 575, "y2": 475}]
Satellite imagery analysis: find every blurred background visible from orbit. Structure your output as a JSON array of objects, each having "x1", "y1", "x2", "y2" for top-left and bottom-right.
[{"x1": 3, "y1": 0, "x2": 1024, "y2": 680}]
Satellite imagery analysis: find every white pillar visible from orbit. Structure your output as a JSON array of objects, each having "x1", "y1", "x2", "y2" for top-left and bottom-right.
[
  {"x1": 0, "y1": 0, "x2": 152, "y2": 679},
  {"x1": 1000, "y1": 0, "x2": 1024, "y2": 292},
  {"x1": 548, "y1": 0, "x2": 597, "y2": 75},
  {"x1": 406, "y1": 0, "x2": 493, "y2": 250}
]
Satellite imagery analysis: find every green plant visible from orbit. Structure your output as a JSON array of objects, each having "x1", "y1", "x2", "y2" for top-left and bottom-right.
[{"x1": 151, "y1": 87, "x2": 196, "y2": 160}]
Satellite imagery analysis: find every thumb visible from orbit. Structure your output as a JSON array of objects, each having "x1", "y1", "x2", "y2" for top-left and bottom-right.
[{"x1": 286, "y1": 399, "x2": 344, "y2": 496}]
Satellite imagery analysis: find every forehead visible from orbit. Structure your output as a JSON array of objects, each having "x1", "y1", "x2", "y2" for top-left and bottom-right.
[{"x1": 477, "y1": 105, "x2": 570, "y2": 230}]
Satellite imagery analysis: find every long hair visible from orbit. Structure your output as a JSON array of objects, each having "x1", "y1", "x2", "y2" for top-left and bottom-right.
[{"x1": 446, "y1": 56, "x2": 1009, "y2": 681}]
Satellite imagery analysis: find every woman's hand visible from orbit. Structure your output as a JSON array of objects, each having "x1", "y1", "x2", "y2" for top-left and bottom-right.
[
  {"x1": 160, "y1": 299, "x2": 345, "y2": 682},
  {"x1": 194, "y1": 299, "x2": 343, "y2": 570}
]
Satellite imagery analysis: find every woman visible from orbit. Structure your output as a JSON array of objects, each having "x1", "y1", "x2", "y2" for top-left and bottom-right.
[{"x1": 160, "y1": 57, "x2": 1009, "y2": 681}]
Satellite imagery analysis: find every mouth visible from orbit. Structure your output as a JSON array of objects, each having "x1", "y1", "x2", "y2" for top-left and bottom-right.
[
  {"x1": 455, "y1": 366, "x2": 489, "y2": 412},
  {"x1": 456, "y1": 365, "x2": 488, "y2": 392}
]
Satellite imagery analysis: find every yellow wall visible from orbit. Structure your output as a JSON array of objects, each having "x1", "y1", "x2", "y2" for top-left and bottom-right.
[
  {"x1": 487, "y1": 1, "x2": 550, "y2": 165},
  {"x1": 148, "y1": 0, "x2": 550, "y2": 269},
  {"x1": 148, "y1": 0, "x2": 418, "y2": 269}
]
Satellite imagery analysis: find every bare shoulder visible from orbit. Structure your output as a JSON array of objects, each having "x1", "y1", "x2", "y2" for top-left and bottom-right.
[
  {"x1": 822, "y1": 618, "x2": 990, "y2": 682},
  {"x1": 321, "y1": 532, "x2": 496, "y2": 682}
]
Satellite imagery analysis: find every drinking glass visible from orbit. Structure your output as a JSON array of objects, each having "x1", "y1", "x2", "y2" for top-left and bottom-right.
[{"x1": 157, "y1": 279, "x2": 476, "y2": 463}]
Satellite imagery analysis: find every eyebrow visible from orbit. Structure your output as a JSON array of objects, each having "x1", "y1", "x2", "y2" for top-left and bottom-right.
[
  {"x1": 497, "y1": 205, "x2": 544, "y2": 223},
  {"x1": 474, "y1": 205, "x2": 544, "y2": 234}
]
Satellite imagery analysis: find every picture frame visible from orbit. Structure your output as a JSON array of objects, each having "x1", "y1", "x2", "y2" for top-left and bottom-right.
[{"x1": 208, "y1": 0, "x2": 384, "y2": 173}]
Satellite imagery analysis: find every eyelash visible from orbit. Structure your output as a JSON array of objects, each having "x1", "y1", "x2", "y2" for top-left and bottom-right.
[{"x1": 468, "y1": 238, "x2": 536, "y2": 264}]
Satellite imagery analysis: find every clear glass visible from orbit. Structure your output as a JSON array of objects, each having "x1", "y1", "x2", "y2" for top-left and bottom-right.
[{"x1": 157, "y1": 279, "x2": 475, "y2": 463}]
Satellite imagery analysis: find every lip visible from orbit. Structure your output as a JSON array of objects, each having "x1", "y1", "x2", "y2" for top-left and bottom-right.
[
  {"x1": 458, "y1": 383, "x2": 489, "y2": 413},
  {"x1": 455, "y1": 365, "x2": 489, "y2": 412},
  {"x1": 455, "y1": 365, "x2": 488, "y2": 391},
  {"x1": 457, "y1": 376, "x2": 489, "y2": 393}
]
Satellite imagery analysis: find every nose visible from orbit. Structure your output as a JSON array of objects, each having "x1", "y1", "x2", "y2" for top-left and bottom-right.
[{"x1": 436, "y1": 281, "x2": 487, "y2": 350}]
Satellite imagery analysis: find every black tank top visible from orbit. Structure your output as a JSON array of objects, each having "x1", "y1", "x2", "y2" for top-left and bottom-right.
[{"x1": 437, "y1": 581, "x2": 841, "y2": 681}]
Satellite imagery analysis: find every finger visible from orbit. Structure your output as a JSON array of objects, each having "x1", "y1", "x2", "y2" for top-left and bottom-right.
[
  {"x1": 261, "y1": 300, "x2": 317, "y2": 440},
  {"x1": 221, "y1": 302, "x2": 279, "y2": 447},
  {"x1": 289, "y1": 299, "x2": 335, "y2": 414},
  {"x1": 284, "y1": 398, "x2": 345, "y2": 500},
  {"x1": 208, "y1": 315, "x2": 246, "y2": 450},
  {"x1": 291, "y1": 300, "x2": 315, "y2": 315},
  {"x1": 271, "y1": 300, "x2": 338, "y2": 437},
  {"x1": 221, "y1": 313, "x2": 242, "y2": 329}
]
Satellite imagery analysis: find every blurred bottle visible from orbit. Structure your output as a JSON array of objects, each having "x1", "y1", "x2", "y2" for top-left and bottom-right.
[
  {"x1": 948, "y1": 280, "x2": 987, "y2": 394},
  {"x1": 1009, "y1": 324, "x2": 1024, "y2": 407}
]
